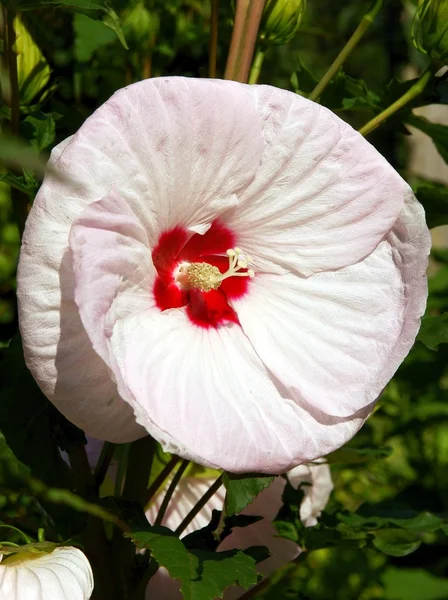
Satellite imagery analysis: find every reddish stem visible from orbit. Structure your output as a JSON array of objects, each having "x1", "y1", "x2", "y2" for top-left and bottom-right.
[
  {"x1": 224, "y1": 0, "x2": 266, "y2": 83},
  {"x1": 209, "y1": 0, "x2": 219, "y2": 77}
]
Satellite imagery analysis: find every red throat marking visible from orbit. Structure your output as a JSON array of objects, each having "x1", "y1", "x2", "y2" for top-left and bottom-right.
[{"x1": 152, "y1": 222, "x2": 249, "y2": 328}]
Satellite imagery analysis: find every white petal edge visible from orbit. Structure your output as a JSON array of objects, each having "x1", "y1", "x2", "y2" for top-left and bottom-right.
[
  {"x1": 17, "y1": 77, "x2": 263, "y2": 442},
  {"x1": 222, "y1": 84, "x2": 407, "y2": 276},
  {"x1": 0, "y1": 547, "x2": 93, "y2": 600},
  {"x1": 231, "y1": 190, "x2": 431, "y2": 418}
]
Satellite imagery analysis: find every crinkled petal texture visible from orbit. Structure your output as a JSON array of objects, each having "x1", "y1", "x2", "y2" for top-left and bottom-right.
[
  {"x1": 18, "y1": 76, "x2": 430, "y2": 472},
  {"x1": 18, "y1": 77, "x2": 263, "y2": 443},
  {"x1": 146, "y1": 462, "x2": 332, "y2": 600},
  {"x1": 0, "y1": 547, "x2": 94, "y2": 600}
]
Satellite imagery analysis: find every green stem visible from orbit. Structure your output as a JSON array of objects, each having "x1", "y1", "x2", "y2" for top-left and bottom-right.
[
  {"x1": 114, "y1": 443, "x2": 131, "y2": 497},
  {"x1": 154, "y1": 459, "x2": 189, "y2": 526},
  {"x1": 3, "y1": 8, "x2": 29, "y2": 237},
  {"x1": 209, "y1": 0, "x2": 219, "y2": 78},
  {"x1": 236, "y1": 577, "x2": 271, "y2": 600},
  {"x1": 308, "y1": 0, "x2": 383, "y2": 102},
  {"x1": 224, "y1": 0, "x2": 266, "y2": 83},
  {"x1": 131, "y1": 558, "x2": 159, "y2": 600},
  {"x1": 144, "y1": 455, "x2": 180, "y2": 511},
  {"x1": 123, "y1": 435, "x2": 157, "y2": 505},
  {"x1": 248, "y1": 47, "x2": 265, "y2": 84},
  {"x1": 0, "y1": 524, "x2": 32, "y2": 544},
  {"x1": 112, "y1": 436, "x2": 156, "y2": 599},
  {"x1": 68, "y1": 443, "x2": 119, "y2": 600},
  {"x1": 175, "y1": 474, "x2": 223, "y2": 536},
  {"x1": 93, "y1": 441, "x2": 116, "y2": 490},
  {"x1": 358, "y1": 69, "x2": 433, "y2": 136}
]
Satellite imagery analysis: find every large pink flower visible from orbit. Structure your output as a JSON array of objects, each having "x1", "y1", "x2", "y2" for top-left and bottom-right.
[{"x1": 17, "y1": 77, "x2": 430, "y2": 473}]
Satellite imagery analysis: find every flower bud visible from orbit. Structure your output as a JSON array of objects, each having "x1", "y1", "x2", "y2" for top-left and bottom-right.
[
  {"x1": 14, "y1": 17, "x2": 51, "y2": 105},
  {"x1": 412, "y1": 0, "x2": 448, "y2": 63},
  {"x1": 259, "y1": 0, "x2": 306, "y2": 46}
]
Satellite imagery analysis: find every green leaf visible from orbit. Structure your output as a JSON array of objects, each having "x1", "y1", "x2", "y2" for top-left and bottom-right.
[
  {"x1": 273, "y1": 479, "x2": 305, "y2": 545},
  {"x1": 413, "y1": 178, "x2": 448, "y2": 229},
  {"x1": 337, "y1": 503, "x2": 446, "y2": 534},
  {"x1": 183, "y1": 509, "x2": 264, "y2": 551},
  {"x1": 0, "y1": 172, "x2": 37, "y2": 196},
  {"x1": 14, "y1": 16, "x2": 51, "y2": 105},
  {"x1": 290, "y1": 58, "x2": 318, "y2": 96},
  {"x1": 382, "y1": 567, "x2": 448, "y2": 600},
  {"x1": 0, "y1": 336, "x2": 74, "y2": 488},
  {"x1": 100, "y1": 496, "x2": 150, "y2": 532},
  {"x1": 0, "y1": 133, "x2": 49, "y2": 175},
  {"x1": 74, "y1": 13, "x2": 116, "y2": 62},
  {"x1": 0, "y1": 103, "x2": 11, "y2": 120},
  {"x1": 223, "y1": 473, "x2": 275, "y2": 517},
  {"x1": 372, "y1": 529, "x2": 421, "y2": 557},
  {"x1": 417, "y1": 313, "x2": 448, "y2": 350},
  {"x1": 0, "y1": 432, "x2": 30, "y2": 486},
  {"x1": 407, "y1": 114, "x2": 448, "y2": 163},
  {"x1": 326, "y1": 446, "x2": 392, "y2": 464},
  {"x1": 128, "y1": 527, "x2": 261, "y2": 600},
  {"x1": 22, "y1": 111, "x2": 59, "y2": 152},
  {"x1": 20, "y1": 0, "x2": 128, "y2": 49},
  {"x1": 383, "y1": 73, "x2": 448, "y2": 111},
  {"x1": 327, "y1": 72, "x2": 381, "y2": 112}
]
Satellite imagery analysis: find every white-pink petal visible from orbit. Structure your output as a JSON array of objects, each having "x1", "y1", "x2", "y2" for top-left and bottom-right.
[
  {"x1": 222, "y1": 84, "x2": 407, "y2": 276},
  {"x1": 232, "y1": 190, "x2": 430, "y2": 419},
  {"x1": 17, "y1": 77, "x2": 262, "y2": 443},
  {"x1": 0, "y1": 547, "x2": 93, "y2": 600}
]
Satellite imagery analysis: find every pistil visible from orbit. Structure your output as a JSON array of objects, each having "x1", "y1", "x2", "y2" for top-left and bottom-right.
[{"x1": 174, "y1": 248, "x2": 254, "y2": 293}]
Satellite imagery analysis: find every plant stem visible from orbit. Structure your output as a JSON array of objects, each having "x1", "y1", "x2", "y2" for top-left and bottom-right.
[
  {"x1": 68, "y1": 443, "x2": 119, "y2": 600},
  {"x1": 93, "y1": 441, "x2": 116, "y2": 490},
  {"x1": 114, "y1": 442, "x2": 130, "y2": 497},
  {"x1": 248, "y1": 47, "x2": 265, "y2": 84},
  {"x1": 142, "y1": 54, "x2": 152, "y2": 79},
  {"x1": 2, "y1": 7, "x2": 29, "y2": 236},
  {"x1": 154, "y1": 459, "x2": 189, "y2": 526},
  {"x1": 209, "y1": 0, "x2": 219, "y2": 78},
  {"x1": 175, "y1": 474, "x2": 223, "y2": 536},
  {"x1": 112, "y1": 436, "x2": 157, "y2": 599},
  {"x1": 237, "y1": 576, "x2": 271, "y2": 600},
  {"x1": 123, "y1": 435, "x2": 157, "y2": 505},
  {"x1": 358, "y1": 68, "x2": 433, "y2": 136},
  {"x1": 131, "y1": 557, "x2": 159, "y2": 600},
  {"x1": 224, "y1": 0, "x2": 266, "y2": 83},
  {"x1": 144, "y1": 455, "x2": 180, "y2": 511},
  {"x1": 308, "y1": 0, "x2": 383, "y2": 102},
  {"x1": 5, "y1": 10, "x2": 19, "y2": 136}
]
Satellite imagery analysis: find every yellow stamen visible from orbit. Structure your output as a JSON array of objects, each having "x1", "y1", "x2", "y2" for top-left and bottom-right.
[{"x1": 174, "y1": 248, "x2": 254, "y2": 292}]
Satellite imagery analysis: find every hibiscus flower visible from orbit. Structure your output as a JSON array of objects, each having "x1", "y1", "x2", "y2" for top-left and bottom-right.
[
  {"x1": 145, "y1": 461, "x2": 333, "y2": 599},
  {"x1": 0, "y1": 546, "x2": 93, "y2": 599},
  {"x1": 17, "y1": 77, "x2": 430, "y2": 474}
]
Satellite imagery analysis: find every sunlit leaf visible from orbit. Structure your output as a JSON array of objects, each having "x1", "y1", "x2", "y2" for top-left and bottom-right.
[
  {"x1": 223, "y1": 473, "x2": 275, "y2": 517},
  {"x1": 413, "y1": 178, "x2": 448, "y2": 229},
  {"x1": 128, "y1": 527, "x2": 261, "y2": 600},
  {"x1": 407, "y1": 114, "x2": 448, "y2": 163},
  {"x1": 417, "y1": 313, "x2": 448, "y2": 350},
  {"x1": 19, "y1": 0, "x2": 128, "y2": 49}
]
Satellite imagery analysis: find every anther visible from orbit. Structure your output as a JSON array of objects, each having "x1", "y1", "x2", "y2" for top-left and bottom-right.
[{"x1": 174, "y1": 248, "x2": 254, "y2": 293}]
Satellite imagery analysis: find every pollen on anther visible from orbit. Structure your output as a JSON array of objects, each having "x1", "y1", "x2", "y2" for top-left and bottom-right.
[{"x1": 186, "y1": 262, "x2": 222, "y2": 292}]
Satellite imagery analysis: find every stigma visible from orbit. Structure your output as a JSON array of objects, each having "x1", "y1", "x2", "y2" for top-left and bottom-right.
[{"x1": 174, "y1": 248, "x2": 254, "y2": 293}]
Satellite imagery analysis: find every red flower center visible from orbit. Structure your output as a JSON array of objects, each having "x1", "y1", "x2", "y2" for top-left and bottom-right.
[{"x1": 152, "y1": 221, "x2": 250, "y2": 328}]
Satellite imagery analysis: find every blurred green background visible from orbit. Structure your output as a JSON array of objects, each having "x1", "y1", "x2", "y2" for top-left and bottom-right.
[{"x1": 1, "y1": 1, "x2": 448, "y2": 598}]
